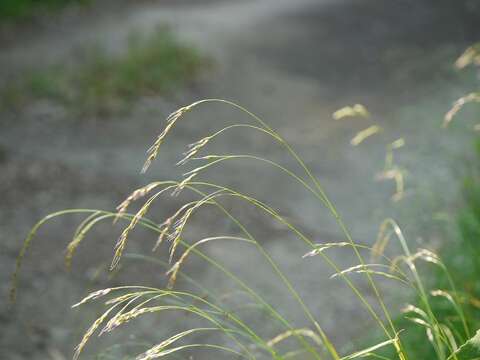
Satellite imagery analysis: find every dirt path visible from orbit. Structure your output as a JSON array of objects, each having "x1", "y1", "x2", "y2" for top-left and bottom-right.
[{"x1": 1, "y1": 1, "x2": 479, "y2": 359}]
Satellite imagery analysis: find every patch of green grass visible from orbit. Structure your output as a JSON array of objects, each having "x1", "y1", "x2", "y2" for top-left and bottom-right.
[
  {"x1": 1, "y1": 28, "x2": 204, "y2": 117},
  {"x1": 0, "y1": 0, "x2": 83, "y2": 21}
]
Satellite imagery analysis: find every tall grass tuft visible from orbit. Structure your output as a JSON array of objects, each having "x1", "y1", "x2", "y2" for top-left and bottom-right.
[{"x1": 11, "y1": 98, "x2": 480, "y2": 359}]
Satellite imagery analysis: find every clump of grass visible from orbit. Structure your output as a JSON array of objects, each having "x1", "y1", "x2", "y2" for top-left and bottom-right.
[
  {"x1": 365, "y1": 137, "x2": 480, "y2": 360},
  {"x1": 360, "y1": 44, "x2": 480, "y2": 360},
  {"x1": 11, "y1": 96, "x2": 480, "y2": 359},
  {"x1": 1, "y1": 28, "x2": 204, "y2": 116}
]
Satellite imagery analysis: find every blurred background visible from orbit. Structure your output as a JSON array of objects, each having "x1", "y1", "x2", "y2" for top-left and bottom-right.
[{"x1": 1, "y1": 0, "x2": 480, "y2": 359}]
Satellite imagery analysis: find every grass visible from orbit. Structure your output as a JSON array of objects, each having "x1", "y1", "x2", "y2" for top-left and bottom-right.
[
  {"x1": 0, "y1": 0, "x2": 85, "y2": 21},
  {"x1": 1, "y1": 28, "x2": 204, "y2": 117},
  {"x1": 362, "y1": 137, "x2": 480, "y2": 360},
  {"x1": 357, "y1": 45, "x2": 480, "y2": 359},
  {"x1": 9, "y1": 46, "x2": 480, "y2": 359},
  {"x1": 7, "y1": 99, "x2": 476, "y2": 360}
]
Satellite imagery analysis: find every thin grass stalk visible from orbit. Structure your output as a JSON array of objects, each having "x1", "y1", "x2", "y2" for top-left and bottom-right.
[{"x1": 435, "y1": 264, "x2": 470, "y2": 340}]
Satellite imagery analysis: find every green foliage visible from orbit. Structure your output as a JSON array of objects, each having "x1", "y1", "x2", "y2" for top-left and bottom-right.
[
  {"x1": 0, "y1": 0, "x2": 83, "y2": 20},
  {"x1": 1, "y1": 29, "x2": 203, "y2": 116}
]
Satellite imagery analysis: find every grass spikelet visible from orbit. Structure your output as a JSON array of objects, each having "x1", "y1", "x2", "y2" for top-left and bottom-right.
[
  {"x1": 111, "y1": 187, "x2": 174, "y2": 270},
  {"x1": 372, "y1": 221, "x2": 394, "y2": 260},
  {"x1": 405, "y1": 316, "x2": 431, "y2": 328},
  {"x1": 390, "y1": 249, "x2": 440, "y2": 272},
  {"x1": 455, "y1": 44, "x2": 480, "y2": 69},
  {"x1": 115, "y1": 182, "x2": 165, "y2": 223},
  {"x1": 105, "y1": 293, "x2": 138, "y2": 305},
  {"x1": 177, "y1": 137, "x2": 212, "y2": 166},
  {"x1": 101, "y1": 293, "x2": 168, "y2": 335},
  {"x1": 167, "y1": 210, "x2": 193, "y2": 261},
  {"x1": 167, "y1": 191, "x2": 224, "y2": 262},
  {"x1": 100, "y1": 294, "x2": 144, "y2": 335},
  {"x1": 390, "y1": 138, "x2": 405, "y2": 149},
  {"x1": 136, "y1": 328, "x2": 219, "y2": 360},
  {"x1": 350, "y1": 125, "x2": 382, "y2": 146},
  {"x1": 72, "y1": 288, "x2": 113, "y2": 308},
  {"x1": 402, "y1": 304, "x2": 429, "y2": 320},
  {"x1": 443, "y1": 92, "x2": 480, "y2": 128},
  {"x1": 142, "y1": 109, "x2": 187, "y2": 173},
  {"x1": 375, "y1": 167, "x2": 404, "y2": 201},
  {"x1": 101, "y1": 304, "x2": 200, "y2": 334},
  {"x1": 152, "y1": 217, "x2": 173, "y2": 252},
  {"x1": 102, "y1": 306, "x2": 158, "y2": 332},
  {"x1": 65, "y1": 229, "x2": 88, "y2": 270},
  {"x1": 411, "y1": 249, "x2": 441, "y2": 266},
  {"x1": 111, "y1": 209, "x2": 148, "y2": 270},
  {"x1": 385, "y1": 138, "x2": 405, "y2": 170},
  {"x1": 330, "y1": 264, "x2": 409, "y2": 285},
  {"x1": 430, "y1": 289, "x2": 455, "y2": 305},
  {"x1": 302, "y1": 242, "x2": 350, "y2": 258},
  {"x1": 105, "y1": 291, "x2": 146, "y2": 305},
  {"x1": 330, "y1": 264, "x2": 384, "y2": 279},
  {"x1": 135, "y1": 344, "x2": 244, "y2": 359},
  {"x1": 142, "y1": 101, "x2": 205, "y2": 173},
  {"x1": 152, "y1": 200, "x2": 204, "y2": 252},
  {"x1": 267, "y1": 328, "x2": 323, "y2": 348},
  {"x1": 333, "y1": 104, "x2": 370, "y2": 120},
  {"x1": 73, "y1": 304, "x2": 120, "y2": 360},
  {"x1": 171, "y1": 173, "x2": 197, "y2": 196},
  {"x1": 167, "y1": 207, "x2": 196, "y2": 262},
  {"x1": 342, "y1": 334, "x2": 401, "y2": 360}
]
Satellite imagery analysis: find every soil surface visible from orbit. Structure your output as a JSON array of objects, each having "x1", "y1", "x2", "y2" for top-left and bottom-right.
[{"x1": 1, "y1": 0, "x2": 480, "y2": 359}]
